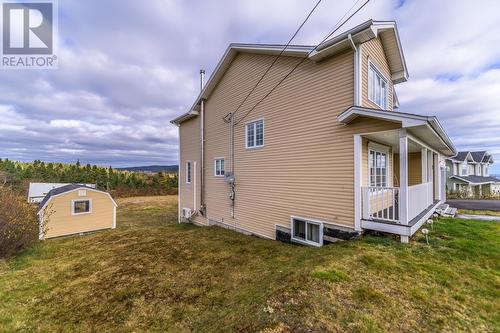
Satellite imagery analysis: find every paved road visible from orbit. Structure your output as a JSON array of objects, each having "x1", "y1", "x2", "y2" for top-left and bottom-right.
[{"x1": 446, "y1": 199, "x2": 500, "y2": 211}]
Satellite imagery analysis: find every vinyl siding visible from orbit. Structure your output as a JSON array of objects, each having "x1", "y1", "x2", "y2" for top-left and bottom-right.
[
  {"x1": 41, "y1": 190, "x2": 115, "y2": 239},
  {"x1": 360, "y1": 38, "x2": 393, "y2": 110},
  {"x1": 393, "y1": 152, "x2": 422, "y2": 187},
  {"x1": 178, "y1": 49, "x2": 406, "y2": 239},
  {"x1": 178, "y1": 116, "x2": 206, "y2": 225}
]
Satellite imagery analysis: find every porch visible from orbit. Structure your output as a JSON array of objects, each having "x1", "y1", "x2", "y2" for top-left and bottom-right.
[{"x1": 355, "y1": 128, "x2": 445, "y2": 243}]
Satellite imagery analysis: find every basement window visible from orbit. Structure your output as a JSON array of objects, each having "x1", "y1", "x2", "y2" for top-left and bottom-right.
[
  {"x1": 214, "y1": 158, "x2": 225, "y2": 177},
  {"x1": 72, "y1": 199, "x2": 91, "y2": 215},
  {"x1": 368, "y1": 61, "x2": 387, "y2": 109},
  {"x1": 291, "y1": 217, "x2": 323, "y2": 247}
]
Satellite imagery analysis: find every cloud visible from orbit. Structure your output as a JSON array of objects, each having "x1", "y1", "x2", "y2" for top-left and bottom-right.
[{"x1": 0, "y1": 0, "x2": 499, "y2": 172}]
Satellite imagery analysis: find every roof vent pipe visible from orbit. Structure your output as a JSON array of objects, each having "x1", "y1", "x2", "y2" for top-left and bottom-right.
[{"x1": 200, "y1": 69, "x2": 205, "y2": 92}]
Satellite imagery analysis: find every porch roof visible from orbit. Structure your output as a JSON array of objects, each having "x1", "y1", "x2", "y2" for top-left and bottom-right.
[
  {"x1": 338, "y1": 106, "x2": 456, "y2": 156},
  {"x1": 450, "y1": 175, "x2": 500, "y2": 185}
]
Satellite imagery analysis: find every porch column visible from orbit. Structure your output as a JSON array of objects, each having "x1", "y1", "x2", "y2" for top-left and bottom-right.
[
  {"x1": 354, "y1": 135, "x2": 362, "y2": 231},
  {"x1": 399, "y1": 129, "x2": 409, "y2": 228},
  {"x1": 421, "y1": 147, "x2": 428, "y2": 183},
  {"x1": 434, "y1": 153, "x2": 441, "y2": 201}
]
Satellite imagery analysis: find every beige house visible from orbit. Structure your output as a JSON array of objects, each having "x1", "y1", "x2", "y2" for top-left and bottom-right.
[
  {"x1": 37, "y1": 184, "x2": 117, "y2": 239},
  {"x1": 171, "y1": 20, "x2": 456, "y2": 244}
]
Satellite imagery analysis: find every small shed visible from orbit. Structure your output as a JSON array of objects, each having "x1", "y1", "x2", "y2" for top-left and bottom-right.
[{"x1": 37, "y1": 184, "x2": 117, "y2": 239}]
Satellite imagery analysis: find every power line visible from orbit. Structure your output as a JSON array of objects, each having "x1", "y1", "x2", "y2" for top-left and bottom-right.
[
  {"x1": 234, "y1": 0, "x2": 369, "y2": 125},
  {"x1": 223, "y1": 0, "x2": 324, "y2": 123}
]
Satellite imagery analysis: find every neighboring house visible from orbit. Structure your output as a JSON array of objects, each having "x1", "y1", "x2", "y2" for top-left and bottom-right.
[
  {"x1": 171, "y1": 20, "x2": 456, "y2": 244},
  {"x1": 37, "y1": 184, "x2": 117, "y2": 239},
  {"x1": 28, "y1": 182, "x2": 96, "y2": 203},
  {"x1": 446, "y1": 151, "x2": 500, "y2": 197}
]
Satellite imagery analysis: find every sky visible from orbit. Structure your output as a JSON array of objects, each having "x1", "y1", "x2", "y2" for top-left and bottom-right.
[{"x1": 1, "y1": 0, "x2": 499, "y2": 172}]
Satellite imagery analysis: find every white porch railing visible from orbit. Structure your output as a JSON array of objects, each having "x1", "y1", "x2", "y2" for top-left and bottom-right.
[
  {"x1": 362, "y1": 182, "x2": 434, "y2": 224},
  {"x1": 408, "y1": 182, "x2": 434, "y2": 221},
  {"x1": 362, "y1": 187, "x2": 399, "y2": 222}
]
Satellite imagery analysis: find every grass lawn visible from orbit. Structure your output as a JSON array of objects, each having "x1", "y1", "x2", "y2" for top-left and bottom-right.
[
  {"x1": 458, "y1": 209, "x2": 500, "y2": 217},
  {"x1": 1, "y1": 196, "x2": 499, "y2": 332}
]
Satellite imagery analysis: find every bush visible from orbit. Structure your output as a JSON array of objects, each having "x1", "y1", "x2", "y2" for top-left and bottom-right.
[{"x1": 0, "y1": 187, "x2": 40, "y2": 257}]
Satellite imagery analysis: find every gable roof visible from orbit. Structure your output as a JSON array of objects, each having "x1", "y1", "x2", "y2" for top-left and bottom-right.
[
  {"x1": 37, "y1": 184, "x2": 117, "y2": 214},
  {"x1": 470, "y1": 151, "x2": 487, "y2": 163},
  {"x1": 449, "y1": 151, "x2": 493, "y2": 163},
  {"x1": 171, "y1": 19, "x2": 408, "y2": 125},
  {"x1": 337, "y1": 106, "x2": 456, "y2": 156}
]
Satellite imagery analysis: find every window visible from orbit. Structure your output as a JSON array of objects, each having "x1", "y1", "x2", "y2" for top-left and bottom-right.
[
  {"x1": 72, "y1": 199, "x2": 91, "y2": 215},
  {"x1": 214, "y1": 158, "x2": 225, "y2": 177},
  {"x1": 246, "y1": 119, "x2": 264, "y2": 149},
  {"x1": 186, "y1": 161, "x2": 192, "y2": 184},
  {"x1": 461, "y1": 162, "x2": 468, "y2": 176},
  {"x1": 369, "y1": 149, "x2": 388, "y2": 187},
  {"x1": 291, "y1": 217, "x2": 323, "y2": 246},
  {"x1": 368, "y1": 62, "x2": 387, "y2": 109}
]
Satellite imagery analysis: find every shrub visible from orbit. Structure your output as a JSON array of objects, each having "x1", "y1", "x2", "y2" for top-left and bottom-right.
[{"x1": 0, "y1": 187, "x2": 41, "y2": 257}]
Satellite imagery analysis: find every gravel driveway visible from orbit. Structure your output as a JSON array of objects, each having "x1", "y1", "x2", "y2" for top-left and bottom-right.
[{"x1": 446, "y1": 199, "x2": 500, "y2": 211}]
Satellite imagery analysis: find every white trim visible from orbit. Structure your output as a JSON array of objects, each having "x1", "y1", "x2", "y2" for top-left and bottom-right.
[
  {"x1": 37, "y1": 187, "x2": 117, "y2": 216},
  {"x1": 368, "y1": 59, "x2": 389, "y2": 110},
  {"x1": 245, "y1": 118, "x2": 265, "y2": 149},
  {"x1": 399, "y1": 129, "x2": 409, "y2": 225},
  {"x1": 193, "y1": 161, "x2": 197, "y2": 211},
  {"x1": 178, "y1": 127, "x2": 181, "y2": 224},
  {"x1": 71, "y1": 198, "x2": 92, "y2": 216},
  {"x1": 214, "y1": 157, "x2": 225, "y2": 177},
  {"x1": 185, "y1": 160, "x2": 192, "y2": 184},
  {"x1": 290, "y1": 215, "x2": 324, "y2": 247},
  {"x1": 354, "y1": 135, "x2": 362, "y2": 231}
]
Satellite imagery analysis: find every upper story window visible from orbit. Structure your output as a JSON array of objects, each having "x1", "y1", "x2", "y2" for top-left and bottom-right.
[
  {"x1": 214, "y1": 158, "x2": 225, "y2": 177},
  {"x1": 368, "y1": 61, "x2": 387, "y2": 109},
  {"x1": 461, "y1": 162, "x2": 468, "y2": 176},
  {"x1": 369, "y1": 149, "x2": 388, "y2": 187},
  {"x1": 186, "y1": 161, "x2": 192, "y2": 184},
  {"x1": 484, "y1": 165, "x2": 489, "y2": 176},
  {"x1": 246, "y1": 119, "x2": 264, "y2": 149}
]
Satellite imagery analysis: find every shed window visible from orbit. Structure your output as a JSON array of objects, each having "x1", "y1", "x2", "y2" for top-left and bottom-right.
[
  {"x1": 368, "y1": 62, "x2": 387, "y2": 109},
  {"x1": 291, "y1": 217, "x2": 323, "y2": 246},
  {"x1": 369, "y1": 149, "x2": 388, "y2": 187},
  {"x1": 73, "y1": 200, "x2": 91, "y2": 215},
  {"x1": 246, "y1": 119, "x2": 264, "y2": 149},
  {"x1": 215, "y1": 158, "x2": 225, "y2": 177}
]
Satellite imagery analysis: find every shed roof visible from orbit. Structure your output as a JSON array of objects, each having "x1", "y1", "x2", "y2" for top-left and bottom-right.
[{"x1": 37, "y1": 184, "x2": 116, "y2": 214}]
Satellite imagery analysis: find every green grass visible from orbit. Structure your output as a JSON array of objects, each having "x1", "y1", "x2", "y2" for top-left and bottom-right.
[
  {"x1": 458, "y1": 209, "x2": 500, "y2": 217},
  {"x1": 0, "y1": 196, "x2": 499, "y2": 332}
]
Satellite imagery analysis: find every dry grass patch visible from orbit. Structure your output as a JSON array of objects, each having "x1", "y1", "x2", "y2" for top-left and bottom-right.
[{"x1": 0, "y1": 196, "x2": 499, "y2": 332}]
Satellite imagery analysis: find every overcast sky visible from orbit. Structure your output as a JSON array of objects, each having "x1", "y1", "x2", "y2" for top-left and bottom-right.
[{"x1": 1, "y1": 0, "x2": 499, "y2": 172}]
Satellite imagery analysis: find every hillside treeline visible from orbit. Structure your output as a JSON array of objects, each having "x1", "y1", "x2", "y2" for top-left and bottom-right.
[{"x1": 0, "y1": 159, "x2": 178, "y2": 197}]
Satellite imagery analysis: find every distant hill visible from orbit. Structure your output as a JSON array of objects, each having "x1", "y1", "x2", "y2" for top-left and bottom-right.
[{"x1": 116, "y1": 165, "x2": 178, "y2": 173}]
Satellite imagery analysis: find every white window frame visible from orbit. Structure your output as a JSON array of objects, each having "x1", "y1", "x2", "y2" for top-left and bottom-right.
[
  {"x1": 71, "y1": 199, "x2": 92, "y2": 216},
  {"x1": 368, "y1": 59, "x2": 388, "y2": 110},
  {"x1": 368, "y1": 144, "x2": 390, "y2": 188},
  {"x1": 290, "y1": 216, "x2": 324, "y2": 247},
  {"x1": 245, "y1": 118, "x2": 264, "y2": 149},
  {"x1": 186, "y1": 160, "x2": 192, "y2": 184},
  {"x1": 214, "y1": 157, "x2": 225, "y2": 177},
  {"x1": 461, "y1": 162, "x2": 468, "y2": 176}
]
